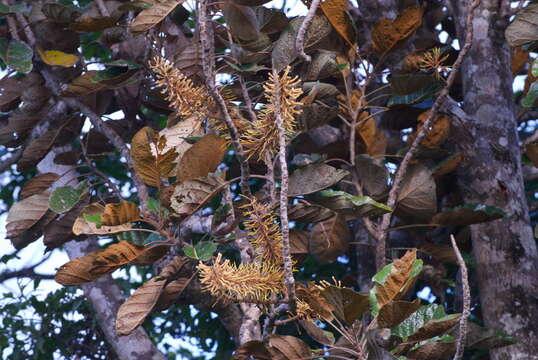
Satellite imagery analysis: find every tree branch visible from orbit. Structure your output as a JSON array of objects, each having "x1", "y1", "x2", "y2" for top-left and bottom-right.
[
  {"x1": 451, "y1": 234, "x2": 470, "y2": 360},
  {"x1": 295, "y1": 0, "x2": 322, "y2": 62},
  {"x1": 273, "y1": 68, "x2": 296, "y2": 308},
  {"x1": 375, "y1": 0, "x2": 481, "y2": 269},
  {"x1": 198, "y1": 0, "x2": 252, "y2": 197}
]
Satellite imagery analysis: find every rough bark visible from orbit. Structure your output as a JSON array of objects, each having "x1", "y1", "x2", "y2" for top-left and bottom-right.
[
  {"x1": 64, "y1": 240, "x2": 165, "y2": 360},
  {"x1": 452, "y1": 1, "x2": 538, "y2": 358}
]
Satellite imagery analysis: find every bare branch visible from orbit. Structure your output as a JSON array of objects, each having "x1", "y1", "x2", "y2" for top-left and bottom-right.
[
  {"x1": 295, "y1": 0, "x2": 322, "y2": 62},
  {"x1": 198, "y1": 0, "x2": 252, "y2": 197},
  {"x1": 0, "y1": 268, "x2": 55, "y2": 283},
  {"x1": 375, "y1": 0, "x2": 481, "y2": 269},
  {"x1": 450, "y1": 234, "x2": 470, "y2": 360},
  {"x1": 272, "y1": 68, "x2": 296, "y2": 308}
]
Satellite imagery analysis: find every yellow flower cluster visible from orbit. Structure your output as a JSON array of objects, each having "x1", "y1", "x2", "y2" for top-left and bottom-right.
[
  {"x1": 242, "y1": 67, "x2": 303, "y2": 161},
  {"x1": 198, "y1": 253, "x2": 284, "y2": 302},
  {"x1": 240, "y1": 196, "x2": 283, "y2": 265},
  {"x1": 149, "y1": 57, "x2": 212, "y2": 118}
]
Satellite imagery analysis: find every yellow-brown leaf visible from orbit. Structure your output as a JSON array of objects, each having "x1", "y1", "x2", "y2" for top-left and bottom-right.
[
  {"x1": 372, "y1": 6, "x2": 423, "y2": 55},
  {"x1": 55, "y1": 241, "x2": 153, "y2": 285},
  {"x1": 177, "y1": 133, "x2": 227, "y2": 183},
  {"x1": 116, "y1": 277, "x2": 168, "y2": 336},
  {"x1": 375, "y1": 249, "x2": 418, "y2": 309},
  {"x1": 102, "y1": 201, "x2": 140, "y2": 226},
  {"x1": 72, "y1": 203, "x2": 132, "y2": 235},
  {"x1": 37, "y1": 48, "x2": 78, "y2": 67},
  {"x1": 320, "y1": 0, "x2": 355, "y2": 47},
  {"x1": 20, "y1": 173, "x2": 59, "y2": 200},
  {"x1": 131, "y1": 127, "x2": 178, "y2": 187}
]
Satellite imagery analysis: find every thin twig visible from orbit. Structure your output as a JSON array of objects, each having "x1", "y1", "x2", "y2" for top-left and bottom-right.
[
  {"x1": 198, "y1": 0, "x2": 252, "y2": 197},
  {"x1": 450, "y1": 234, "x2": 470, "y2": 360},
  {"x1": 374, "y1": 0, "x2": 481, "y2": 270},
  {"x1": 95, "y1": 0, "x2": 111, "y2": 17},
  {"x1": 239, "y1": 76, "x2": 257, "y2": 123},
  {"x1": 295, "y1": 0, "x2": 322, "y2": 62},
  {"x1": 272, "y1": 68, "x2": 296, "y2": 309},
  {"x1": 15, "y1": 13, "x2": 35, "y2": 45}
]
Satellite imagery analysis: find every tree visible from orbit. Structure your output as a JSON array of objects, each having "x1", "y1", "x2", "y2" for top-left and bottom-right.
[{"x1": 0, "y1": 0, "x2": 537, "y2": 359}]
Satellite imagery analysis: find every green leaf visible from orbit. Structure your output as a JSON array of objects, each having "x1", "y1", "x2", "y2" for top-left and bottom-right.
[
  {"x1": 48, "y1": 183, "x2": 87, "y2": 214},
  {"x1": 0, "y1": 39, "x2": 33, "y2": 73},
  {"x1": 183, "y1": 242, "x2": 217, "y2": 261},
  {"x1": 532, "y1": 58, "x2": 538, "y2": 77},
  {"x1": 522, "y1": 81, "x2": 538, "y2": 108},
  {"x1": 388, "y1": 82, "x2": 442, "y2": 106},
  {"x1": 431, "y1": 203, "x2": 505, "y2": 227},
  {"x1": 310, "y1": 190, "x2": 392, "y2": 217},
  {"x1": 147, "y1": 197, "x2": 160, "y2": 213},
  {"x1": 392, "y1": 304, "x2": 447, "y2": 340},
  {"x1": 0, "y1": 3, "x2": 24, "y2": 15},
  {"x1": 83, "y1": 214, "x2": 102, "y2": 228}
]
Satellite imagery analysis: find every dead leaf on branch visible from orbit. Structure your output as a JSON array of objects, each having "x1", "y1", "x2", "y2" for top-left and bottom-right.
[
  {"x1": 170, "y1": 173, "x2": 225, "y2": 216},
  {"x1": 408, "y1": 110, "x2": 450, "y2": 148},
  {"x1": 6, "y1": 192, "x2": 51, "y2": 239},
  {"x1": 20, "y1": 173, "x2": 59, "y2": 200},
  {"x1": 130, "y1": 0, "x2": 186, "y2": 33},
  {"x1": 267, "y1": 335, "x2": 312, "y2": 360},
  {"x1": 372, "y1": 6, "x2": 423, "y2": 55},
  {"x1": 377, "y1": 299, "x2": 422, "y2": 328},
  {"x1": 116, "y1": 277, "x2": 168, "y2": 336},
  {"x1": 320, "y1": 285, "x2": 369, "y2": 324},
  {"x1": 72, "y1": 203, "x2": 132, "y2": 236},
  {"x1": 371, "y1": 249, "x2": 422, "y2": 315},
  {"x1": 309, "y1": 214, "x2": 351, "y2": 264},
  {"x1": 155, "y1": 277, "x2": 192, "y2": 311},
  {"x1": 131, "y1": 126, "x2": 178, "y2": 187},
  {"x1": 396, "y1": 164, "x2": 437, "y2": 221},
  {"x1": 55, "y1": 240, "x2": 164, "y2": 285},
  {"x1": 102, "y1": 201, "x2": 140, "y2": 226},
  {"x1": 320, "y1": 0, "x2": 355, "y2": 47},
  {"x1": 177, "y1": 133, "x2": 227, "y2": 183},
  {"x1": 288, "y1": 163, "x2": 349, "y2": 197}
]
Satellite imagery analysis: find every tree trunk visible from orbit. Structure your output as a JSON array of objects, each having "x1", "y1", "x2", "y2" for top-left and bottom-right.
[{"x1": 454, "y1": 1, "x2": 538, "y2": 358}]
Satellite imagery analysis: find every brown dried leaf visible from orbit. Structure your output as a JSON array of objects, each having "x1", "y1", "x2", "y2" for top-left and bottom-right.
[
  {"x1": 131, "y1": 126, "x2": 178, "y2": 187},
  {"x1": 131, "y1": 244, "x2": 171, "y2": 266},
  {"x1": 0, "y1": 77, "x2": 22, "y2": 111},
  {"x1": 268, "y1": 335, "x2": 311, "y2": 360},
  {"x1": 420, "y1": 242, "x2": 457, "y2": 264},
  {"x1": 288, "y1": 163, "x2": 349, "y2": 197},
  {"x1": 396, "y1": 164, "x2": 437, "y2": 221},
  {"x1": 409, "y1": 110, "x2": 450, "y2": 148},
  {"x1": 17, "y1": 120, "x2": 72, "y2": 171},
  {"x1": 69, "y1": 16, "x2": 119, "y2": 32},
  {"x1": 20, "y1": 173, "x2": 59, "y2": 200},
  {"x1": 372, "y1": 6, "x2": 423, "y2": 55},
  {"x1": 116, "y1": 277, "x2": 168, "y2": 336},
  {"x1": 296, "y1": 282, "x2": 335, "y2": 321},
  {"x1": 357, "y1": 116, "x2": 387, "y2": 157},
  {"x1": 177, "y1": 134, "x2": 227, "y2": 183},
  {"x1": 102, "y1": 201, "x2": 140, "y2": 226},
  {"x1": 320, "y1": 0, "x2": 355, "y2": 46},
  {"x1": 378, "y1": 299, "x2": 422, "y2": 328},
  {"x1": 55, "y1": 240, "x2": 153, "y2": 285},
  {"x1": 289, "y1": 229, "x2": 309, "y2": 262},
  {"x1": 374, "y1": 249, "x2": 419, "y2": 310},
  {"x1": 320, "y1": 285, "x2": 369, "y2": 324},
  {"x1": 299, "y1": 320, "x2": 335, "y2": 346},
  {"x1": 63, "y1": 71, "x2": 107, "y2": 97},
  {"x1": 6, "y1": 192, "x2": 51, "y2": 239},
  {"x1": 130, "y1": 0, "x2": 186, "y2": 33},
  {"x1": 406, "y1": 341, "x2": 455, "y2": 360},
  {"x1": 233, "y1": 340, "x2": 272, "y2": 360},
  {"x1": 407, "y1": 314, "x2": 461, "y2": 343},
  {"x1": 155, "y1": 277, "x2": 191, "y2": 311},
  {"x1": 72, "y1": 203, "x2": 132, "y2": 235},
  {"x1": 170, "y1": 174, "x2": 224, "y2": 216},
  {"x1": 309, "y1": 214, "x2": 350, "y2": 264},
  {"x1": 288, "y1": 203, "x2": 335, "y2": 223}
]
